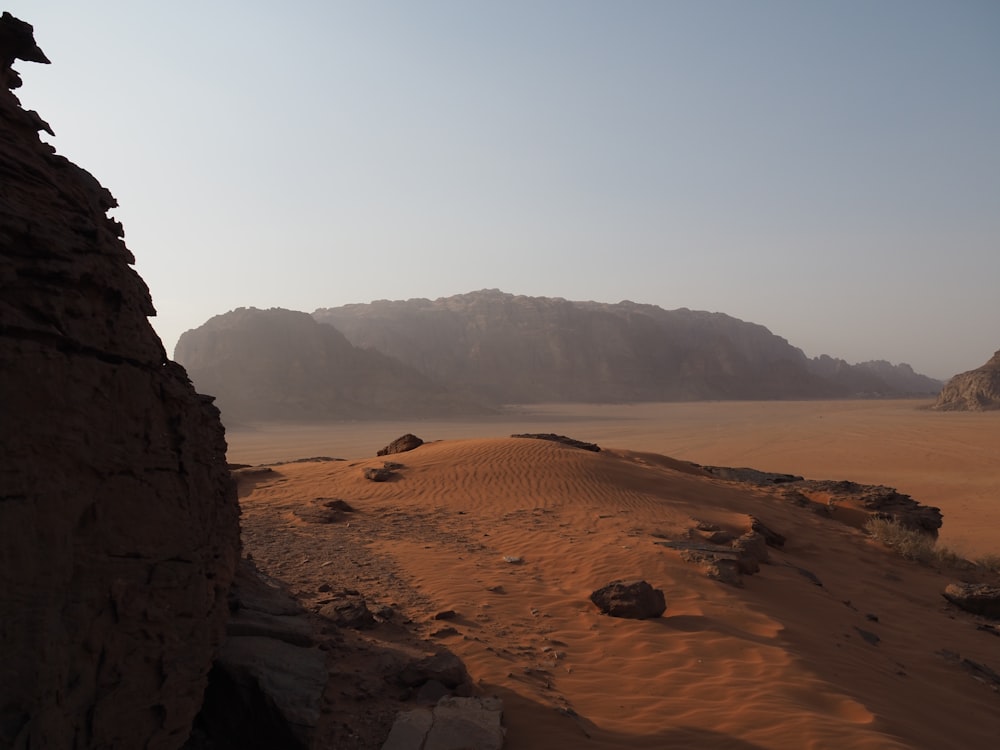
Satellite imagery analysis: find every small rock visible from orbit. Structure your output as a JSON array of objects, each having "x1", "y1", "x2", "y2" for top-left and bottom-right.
[
  {"x1": 503, "y1": 555, "x2": 523, "y2": 564},
  {"x1": 434, "y1": 610, "x2": 458, "y2": 620},
  {"x1": 364, "y1": 467, "x2": 394, "y2": 482},
  {"x1": 319, "y1": 595, "x2": 376, "y2": 630}
]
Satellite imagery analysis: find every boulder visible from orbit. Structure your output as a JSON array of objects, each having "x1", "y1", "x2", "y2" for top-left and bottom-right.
[
  {"x1": 943, "y1": 583, "x2": 1000, "y2": 619},
  {"x1": 378, "y1": 433, "x2": 424, "y2": 456},
  {"x1": 0, "y1": 16, "x2": 240, "y2": 750},
  {"x1": 590, "y1": 580, "x2": 666, "y2": 619}
]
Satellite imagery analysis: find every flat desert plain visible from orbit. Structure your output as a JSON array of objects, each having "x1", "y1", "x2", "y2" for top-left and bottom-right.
[{"x1": 226, "y1": 400, "x2": 1000, "y2": 749}]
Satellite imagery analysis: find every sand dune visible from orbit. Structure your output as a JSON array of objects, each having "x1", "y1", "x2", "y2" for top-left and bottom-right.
[{"x1": 237, "y1": 434, "x2": 1000, "y2": 749}]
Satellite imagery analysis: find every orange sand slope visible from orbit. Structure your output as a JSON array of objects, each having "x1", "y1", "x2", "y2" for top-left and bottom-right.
[
  {"x1": 239, "y1": 436, "x2": 1000, "y2": 750},
  {"x1": 227, "y1": 399, "x2": 1000, "y2": 557}
]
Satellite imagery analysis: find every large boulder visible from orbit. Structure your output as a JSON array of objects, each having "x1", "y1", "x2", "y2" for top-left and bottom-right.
[
  {"x1": 0, "y1": 15, "x2": 240, "y2": 749},
  {"x1": 590, "y1": 580, "x2": 666, "y2": 619}
]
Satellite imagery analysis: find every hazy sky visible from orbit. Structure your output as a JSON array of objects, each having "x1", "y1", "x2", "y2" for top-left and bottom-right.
[{"x1": 8, "y1": 1, "x2": 998, "y2": 379}]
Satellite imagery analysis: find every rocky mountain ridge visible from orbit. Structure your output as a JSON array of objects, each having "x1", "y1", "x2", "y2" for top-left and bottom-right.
[
  {"x1": 932, "y1": 350, "x2": 1000, "y2": 411},
  {"x1": 176, "y1": 291, "x2": 941, "y2": 422}
]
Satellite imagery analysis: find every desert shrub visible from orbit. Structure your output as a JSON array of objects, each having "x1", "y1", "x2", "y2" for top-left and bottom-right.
[
  {"x1": 863, "y1": 517, "x2": 938, "y2": 564},
  {"x1": 975, "y1": 553, "x2": 1000, "y2": 574}
]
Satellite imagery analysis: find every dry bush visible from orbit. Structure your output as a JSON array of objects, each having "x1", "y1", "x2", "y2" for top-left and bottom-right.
[
  {"x1": 975, "y1": 553, "x2": 1000, "y2": 574},
  {"x1": 863, "y1": 517, "x2": 960, "y2": 566}
]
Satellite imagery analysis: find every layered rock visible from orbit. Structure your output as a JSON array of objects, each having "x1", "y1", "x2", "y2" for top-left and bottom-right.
[
  {"x1": 932, "y1": 351, "x2": 1000, "y2": 411},
  {"x1": 0, "y1": 15, "x2": 240, "y2": 749}
]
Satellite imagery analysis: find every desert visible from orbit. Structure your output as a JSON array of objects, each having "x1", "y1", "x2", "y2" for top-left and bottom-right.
[
  {"x1": 5, "y1": 8, "x2": 1000, "y2": 750},
  {"x1": 224, "y1": 399, "x2": 1000, "y2": 748}
]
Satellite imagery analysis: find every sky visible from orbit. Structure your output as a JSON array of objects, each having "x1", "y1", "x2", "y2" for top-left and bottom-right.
[{"x1": 7, "y1": 1, "x2": 999, "y2": 380}]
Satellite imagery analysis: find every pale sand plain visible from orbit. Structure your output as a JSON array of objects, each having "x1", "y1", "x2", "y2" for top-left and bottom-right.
[
  {"x1": 228, "y1": 399, "x2": 1000, "y2": 556},
  {"x1": 229, "y1": 400, "x2": 1000, "y2": 748}
]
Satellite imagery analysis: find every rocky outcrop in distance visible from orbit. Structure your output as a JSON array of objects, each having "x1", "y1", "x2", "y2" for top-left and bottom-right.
[
  {"x1": 175, "y1": 290, "x2": 945, "y2": 422},
  {"x1": 174, "y1": 307, "x2": 494, "y2": 424},
  {"x1": 0, "y1": 15, "x2": 240, "y2": 749},
  {"x1": 932, "y1": 350, "x2": 1000, "y2": 411},
  {"x1": 312, "y1": 290, "x2": 941, "y2": 404}
]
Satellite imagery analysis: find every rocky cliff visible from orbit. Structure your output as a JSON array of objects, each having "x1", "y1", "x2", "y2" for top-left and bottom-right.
[
  {"x1": 312, "y1": 290, "x2": 940, "y2": 405},
  {"x1": 174, "y1": 307, "x2": 493, "y2": 423},
  {"x1": 0, "y1": 14, "x2": 241, "y2": 749},
  {"x1": 932, "y1": 350, "x2": 1000, "y2": 411}
]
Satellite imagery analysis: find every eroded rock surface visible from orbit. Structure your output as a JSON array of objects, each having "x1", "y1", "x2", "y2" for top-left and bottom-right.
[
  {"x1": 0, "y1": 15, "x2": 240, "y2": 749},
  {"x1": 590, "y1": 580, "x2": 666, "y2": 619},
  {"x1": 933, "y1": 350, "x2": 1000, "y2": 411}
]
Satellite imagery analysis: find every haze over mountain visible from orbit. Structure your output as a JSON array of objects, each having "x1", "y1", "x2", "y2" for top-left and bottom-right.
[
  {"x1": 173, "y1": 307, "x2": 491, "y2": 423},
  {"x1": 177, "y1": 291, "x2": 941, "y2": 422}
]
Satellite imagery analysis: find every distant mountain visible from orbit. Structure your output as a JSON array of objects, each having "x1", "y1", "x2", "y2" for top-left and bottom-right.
[
  {"x1": 312, "y1": 290, "x2": 941, "y2": 405},
  {"x1": 173, "y1": 307, "x2": 492, "y2": 423},
  {"x1": 806, "y1": 355, "x2": 942, "y2": 397},
  {"x1": 931, "y1": 350, "x2": 1000, "y2": 411}
]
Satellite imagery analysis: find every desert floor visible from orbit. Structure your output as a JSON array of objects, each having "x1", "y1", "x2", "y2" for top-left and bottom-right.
[
  {"x1": 228, "y1": 399, "x2": 1000, "y2": 557},
  {"x1": 227, "y1": 399, "x2": 1000, "y2": 749}
]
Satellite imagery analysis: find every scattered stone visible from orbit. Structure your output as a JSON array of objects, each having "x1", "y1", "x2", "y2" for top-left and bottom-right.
[
  {"x1": 434, "y1": 610, "x2": 458, "y2": 620},
  {"x1": 590, "y1": 580, "x2": 666, "y2": 619},
  {"x1": 943, "y1": 583, "x2": 1000, "y2": 619},
  {"x1": 854, "y1": 627, "x2": 881, "y2": 646},
  {"x1": 378, "y1": 433, "x2": 424, "y2": 456},
  {"x1": 503, "y1": 555, "x2": 524, "y2": 564},
  {"x1": 320, "y1": 594, "x2": 376, "y2": 630},
  {"x1": 937, "y1": 649, "x2": 1000, "y2": 691},
  {"x1": 788, "y1": 565, "x2": 824, "y2": 587},
  {"x1": 365, "y1": 466, "x2": 395, "y2": 482},
  {"x1": 398, "y1": 652, "x2": 469, "y2": 689},
  {"x1": 749, "y1": 516, "x2": 786, "y2": 548},
  {"x1": 294, "y1": 498, "x2": 356, "y2": 524},
  {"x1": 510, "y1": 433, "x2": 601, "y2": 452}
]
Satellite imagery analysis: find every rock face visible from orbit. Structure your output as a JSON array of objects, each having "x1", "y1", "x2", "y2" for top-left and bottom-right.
[
  {"x1": 0, "y1": 15, "x2": 240, "y2": 750},
  {"x1": 590, "y1": 580, "x2": 666, "y2": 619},
  {"x1": 378, "y1": 433, "x2": 425, "y2": 456},
  {"x1": 932, "y1": 351, "x2": 1000, "y2": 411},
  {"x1": 174, "y1": 307, "x2": 493, "y2": 423},
  {"x1": 942, "y1": 583, "x2": 1000, "y2": 620},
  {"x1": 313, "y1": 290, "x2": 941, "y2": 404}
]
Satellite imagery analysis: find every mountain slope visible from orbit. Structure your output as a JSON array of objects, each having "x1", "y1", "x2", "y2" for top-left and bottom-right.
[
  {"x1": 313, "y1": 290, "x2": 939, "y2": 404},
  {"x1": 174, "y1": 307, "x2": 491, "y2": 422}
]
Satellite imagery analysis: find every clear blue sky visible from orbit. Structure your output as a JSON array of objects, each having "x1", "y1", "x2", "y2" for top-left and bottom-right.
[{"x1": 8, "y1": 1, "x2": 999, "y2": 379}]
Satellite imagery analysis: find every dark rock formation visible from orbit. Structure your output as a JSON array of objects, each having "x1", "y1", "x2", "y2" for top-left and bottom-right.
[
  {"x1": 511, "y1": 433, "x2": 601, "y2": 452},
  {"x1": 364, "y1": 466, "x2": 395, "y2": 482},
  {"x1": 589, "y1": 580, "x2": 666, "y2": 619},
  {"x1": 319, "y1": 593, "x2": 377, "y2": 630},
  {"x1": 0, "y1": 15, "x2": 240, "y2": 750},
  {"x1": 932, "y1": 351, "x2": 1000, "y2": 411},
  {"x1": 188, "y1": 562, "x2": 327, "y2": 749},
  {"x1": 174, "y1": 307, "x2": 493, "y2": 423},
  {"x1": 312, "y1": 290, "x2": 941, "y2": 404},
  {"x1": 943, "y1": 583, "x2": 1000, "y2": 620},
  {"x1": 378, "y1": 433, "x2": 424, "y2": 456}
]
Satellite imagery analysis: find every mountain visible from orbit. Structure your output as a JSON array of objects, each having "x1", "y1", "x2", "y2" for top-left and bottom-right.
[
  {"x1": 174, "y1": 307, "x2": 492, "y2": 422},
  {"x1": 932, "y1": 350, "x2": 1000, "y2": 411},
  {"x1": 313, "y1": 290, "x2": 940, "y2": 404}
]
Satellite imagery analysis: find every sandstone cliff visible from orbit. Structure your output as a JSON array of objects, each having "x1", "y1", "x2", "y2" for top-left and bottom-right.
[
  {"x1": 932, "y1": 350, "x2": 1000, "y2": 411},
  {"x1": 0, "y1": 14, "x2": 241, "y2": 749},
  {"x1": 175, "y1": 307, "x2": 493, "y2": 423},
  {"x1": 311, "y1": 290, "x2": 939, "y2": 405}
]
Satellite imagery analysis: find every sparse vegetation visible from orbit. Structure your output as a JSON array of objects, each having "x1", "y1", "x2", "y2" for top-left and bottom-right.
[
  {"x1": 863, "y1": 516, "x2": 965, "y2": 567},
  {"x1": 975, "y1": 553, "x2": 1000, "y2": 574}
]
